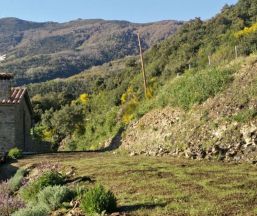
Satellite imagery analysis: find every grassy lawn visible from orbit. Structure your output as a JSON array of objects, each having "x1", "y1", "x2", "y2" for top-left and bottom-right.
[{"x1": 4, "y1": 152, "x2": 257, "y2": 216}]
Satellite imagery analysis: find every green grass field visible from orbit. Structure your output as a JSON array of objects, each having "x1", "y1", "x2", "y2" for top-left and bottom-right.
[{"x1": 4, "y1": 153, "x2": 257, "y2": 216}]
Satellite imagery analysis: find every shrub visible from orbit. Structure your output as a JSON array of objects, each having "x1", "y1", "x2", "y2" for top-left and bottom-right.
[
  {"x1": 20, "y1": 171, "x2": 65, "y2": 202},
  {"x1": 0, "y1": 182, "x2": 24, "y2": 216},
  {"x1": 157, "y1": 68, "x2": 235, "y2": 110},
  {"x1": 12, "y1": 204, "x2": 49, "y2": 216},
  {"x1": 36, "y1": 186, "x2": 73, "y2": 211},
  {"x1": 81, "y1": 185, "x2": 117, "y2": 215},
  {"x1": 8, "y1": 168, "x2": 27, "y2": 192},
  {"x1": 8, "y1": 148, "x2": 22, "y2": 160}
]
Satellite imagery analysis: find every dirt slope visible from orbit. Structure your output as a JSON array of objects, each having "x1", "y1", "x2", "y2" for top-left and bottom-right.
[{"x1": 121, "y1": 56, "x2": 257, "y2": 163}]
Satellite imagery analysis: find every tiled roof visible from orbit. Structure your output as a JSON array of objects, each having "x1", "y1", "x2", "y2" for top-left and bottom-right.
[{"x1": 0, "y1": 87, "x2": 27, "y2": 104}]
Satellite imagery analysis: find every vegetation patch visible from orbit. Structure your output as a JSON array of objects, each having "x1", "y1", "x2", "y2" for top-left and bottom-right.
[
  {"x1": 81, "y1": 184, "x2": 117, "y2": 215},
  {"x1": 8, "y1": 168, "x2": 27, "y2": 192},
  {"x1": 8, "y1": 148, "x2": 22, "y2": 160},
  {"x1": 20, "y1": 171, "x2": 65, "y2": 202}
]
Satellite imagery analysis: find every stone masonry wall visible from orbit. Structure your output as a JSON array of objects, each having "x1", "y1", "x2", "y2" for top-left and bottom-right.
[
  {"x1": 15, "y1": 98, "x2": 33, "y2": 152},
  {"x1": 0, "y1": 105, "x2": 16, "y2": 152}
]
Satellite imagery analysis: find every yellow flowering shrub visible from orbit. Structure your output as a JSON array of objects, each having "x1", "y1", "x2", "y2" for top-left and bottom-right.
[
  {"x1": 120, "y1": 87, "x2": 139, "y2": 124},
  {"x1": 79, "y1": 93, "x2": 89, "y2": 105},
  {"x1": 71, "y1": 93, "x2": 89, "y2": 106},
  {"x1": 235, "y1": 22, "x2": 257, "y2": 38}
]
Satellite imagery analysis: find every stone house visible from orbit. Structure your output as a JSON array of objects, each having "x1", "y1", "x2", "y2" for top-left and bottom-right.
[{"x1": 0, "y1": 73, "x2": 33, "y2": 152}]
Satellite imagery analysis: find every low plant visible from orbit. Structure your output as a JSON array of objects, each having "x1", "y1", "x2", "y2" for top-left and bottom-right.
[
  {"x1": 7, "y1": 148, "x2": 22, "y2": 160},
  {"x1": 11, "y1": 203, "x2": 49, "y2": 216},
  {"x1": 81, "y1": 185, "x2": 117, "y2": 215},
  {"x1": 36, "y1": 185, "x2": 73, "y2": 211},
  {"x1": 157, "y1": 67, "x2": 235, "y2": 110},
  {"x1": 8, "y1": 168, "x2": 27, "y2": 192},
  {"x1": 0, "y1": 181, "x2": 24, "y2": 216},
  {"x1": 20, "y1": 171, "x2": 65, "y2": 202}
]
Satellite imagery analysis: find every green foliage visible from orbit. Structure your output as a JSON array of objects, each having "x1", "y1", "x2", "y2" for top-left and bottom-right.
[
  {"x1": 40, "y1": 102, "x2": 85, "y2": 149},
  {"x1": 8, "y1": 168, "x2": 27, "y2": 192},
  {"x1": 20, "y1": 171, "x2": 65, "y2": 202},
  {"x1": 13, "y1": 186, "x2": 73, "y2": 216},
  {"x1": 81, "y1": 185, "x2": 117, "y2": 215},
  {"x1": 157, "y1": 68, "x2": 235, "y2": 110},
  {"x1": 232, "y1": 108, "x2": 257, "y2": 123},
  {"x1": 36, "y1": 186, "x2": 73, "y2": 211},
  {"x1": 120, "y1": 87, "x2": 139, "y2": 124},
  {"x1": 28, "y1": 0, "x2": 257, "y2": 151},
  {"x1": 12, "y1": 204, "x2": 49, "y2": 216},
  {"x1": 8, "y1": 148, "x2": 22, "y2": 160}
]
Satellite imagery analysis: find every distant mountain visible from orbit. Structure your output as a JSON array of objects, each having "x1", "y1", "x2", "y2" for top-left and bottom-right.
[{"x1": 0, "y1": 18, "x2": 183, "y2": 84}]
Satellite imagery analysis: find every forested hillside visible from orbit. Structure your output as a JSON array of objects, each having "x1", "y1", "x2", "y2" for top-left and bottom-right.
[
  {"x1": 29, "y1": 0, "x2": 257, "y2": 160},
  {"x1": 0, "y1": 18, "x2": 182, "y2": 84}
]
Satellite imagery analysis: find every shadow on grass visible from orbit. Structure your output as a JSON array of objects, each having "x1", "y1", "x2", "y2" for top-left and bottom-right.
[
  {"x1": 27, "y1": 127, "x2": 125, "y2": 156},
  {"x1": 65, "y1": 175, "x2": 95, "y2": 184},
  {"x1": 98, "y1": 127, "x2": 125, "y2": 152},
  {"x1": 0, "y1": 163, "x2": 18, "y2": 181},
  {"x1": 119, "y1": 202, "x2": 167, "y2": 213}
]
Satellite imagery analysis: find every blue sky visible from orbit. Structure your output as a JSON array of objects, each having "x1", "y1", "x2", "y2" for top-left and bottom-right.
[{"x1": 0, "y1": 0, "x2": 238, "y2": 23}]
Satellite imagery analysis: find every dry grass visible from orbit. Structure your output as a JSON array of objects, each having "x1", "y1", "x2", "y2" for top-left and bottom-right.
[{"x1": 4, "y1": 152, "x2": 257, "y2": 216}]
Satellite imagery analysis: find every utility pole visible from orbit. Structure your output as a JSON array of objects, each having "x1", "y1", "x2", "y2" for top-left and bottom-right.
[
  {"x1": 208, "y1": 55, "x2": 211, "y2": 66},
  {"x1": 137, "y1": 32, "x2": 148, "y2": 98},
  {"x1": 235, "y1": 46, "x2": 238, "y2": 59}
]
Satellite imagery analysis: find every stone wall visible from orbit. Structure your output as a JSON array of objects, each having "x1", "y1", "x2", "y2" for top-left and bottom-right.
[
  {"x1": 0, "y1": 97, "x2": 51, "y2": 153},
  {"x1": 14, "y1": 98, "x2": 32, "y2": 151},
  {"x1": 0, "y1": 105, "x2": 16, "y2": 151}
]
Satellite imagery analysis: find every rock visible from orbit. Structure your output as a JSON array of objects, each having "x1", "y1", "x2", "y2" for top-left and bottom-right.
[
  {"x1": 110, "y1": 213, "x2": 128, "y2": 216},
  {"x1": 197, "y1": 150, "x2": 206, "y2": 159},
  {"x1": 244, "y1": 145, "x2": 256, "y2": 153},
  {"x1": 251, "y1": 160, "x2": 257, "y2": 165},
  {"x1": 226, "y1": 150, "x2": 237, "y2": 158},
  {"x1": 184, "y1": 148, "x2": 197, "y2": 159},
  {"x1": 129, "y1": 151, "x2": 136, "y2": 157},
  {"x1": 241, "y1": 124, "x2": 257, "y2": 146},
  {"x1": 234, "y1": 156, "x2": 241, "y2": 162},
  {"x1": 211, "y1": 145, "x2": 220, "y2": 155},
  {"x1": 66, "y1": 166, "x2": 76, "y2": 177},
  {"x1": 139, "y1": 151, "x2": 146, "y2": 155},
  {"x1": 66, "y1": 208, "x2": 84, "y2": 216},
  {"x1": 148, "y1": 150, "x2": 158, "y2": 156}
]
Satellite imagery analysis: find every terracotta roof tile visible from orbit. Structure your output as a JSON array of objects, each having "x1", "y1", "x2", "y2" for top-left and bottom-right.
[{"x1": 0, "y1": 87, "x2": 27, "y2": 105}]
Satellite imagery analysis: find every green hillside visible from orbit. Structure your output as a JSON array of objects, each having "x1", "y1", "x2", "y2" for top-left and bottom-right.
[
  {"x1": 29, "y1": 0, "x2": 257, "y2": 162},
  {"x1": 0, "y1": 18, "x2": 182, "y2": 85}
]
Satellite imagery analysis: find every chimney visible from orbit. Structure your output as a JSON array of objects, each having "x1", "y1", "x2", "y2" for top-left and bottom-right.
[{"x1": 0, "y1": 73, "x2": 13, "y2": 100}]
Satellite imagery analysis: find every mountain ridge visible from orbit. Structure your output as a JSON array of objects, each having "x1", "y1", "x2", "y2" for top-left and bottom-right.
[{"x1": 0, "y1": 17, "x2": 183, "y2": 84}]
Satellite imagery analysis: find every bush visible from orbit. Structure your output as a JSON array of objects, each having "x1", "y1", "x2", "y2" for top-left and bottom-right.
[
  {"x1": 20, "y1": 171, "x2": 65, "y2": 202},
  {"x1": 8, "y1": 148, "x2": 22, "y2": 160},
  {"x1": 12, "y1": 204, "x2": 49, "y2": 216},
  {"x1": 81, "y1": 185, "x2": 117, "y2": 215},
  {"x1": 157, "y1": 67, "x2": 235, "y2": 110},
  {"x1": 8, "y1": 168, "x2": 27, "y2": 192},
  {"x1": 36, "y1": 186, "x2": 73, "y2": 211}
]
